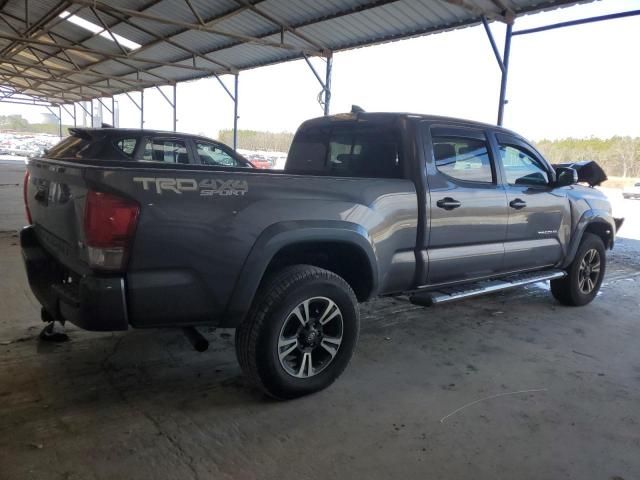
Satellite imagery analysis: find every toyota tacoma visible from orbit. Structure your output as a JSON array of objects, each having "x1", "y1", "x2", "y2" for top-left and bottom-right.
[{"x1": 21, "y1": 113, "x2": 623, "y2": 398}]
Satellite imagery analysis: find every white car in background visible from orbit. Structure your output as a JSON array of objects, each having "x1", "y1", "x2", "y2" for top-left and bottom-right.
[{"x1": 623, "y1": 182, "x2": 640, "y2": 199}]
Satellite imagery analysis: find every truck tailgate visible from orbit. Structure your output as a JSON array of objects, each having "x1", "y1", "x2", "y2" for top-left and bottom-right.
[{"x1": 26, "y1": 159, "x2": 92, "y2": 273}]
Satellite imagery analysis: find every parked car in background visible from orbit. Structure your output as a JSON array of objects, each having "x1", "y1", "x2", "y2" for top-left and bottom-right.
[
  {"x1": 43, "y1": 128, "x2": 253, "y2": 167},
  {"x1": 245, "y1": 153, "x2": 275, "y2": 169},
  {"x1": 237, "y1": 149, "x2": 287, "y2": 169},
  {"x1": 622, "y1": 182, "x2": 640, "y2": 199},
  {"x1": 0, "y1": 132, "x2": 59, "y2": 157}
]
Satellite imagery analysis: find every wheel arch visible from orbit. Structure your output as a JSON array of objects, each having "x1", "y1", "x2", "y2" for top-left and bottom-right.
[
  {"x1": 562, "y1": 210, "x2": 615, "y2": 269},
  {"x1": 222, "y1": 221, "x2": 378, "y2": 327}
]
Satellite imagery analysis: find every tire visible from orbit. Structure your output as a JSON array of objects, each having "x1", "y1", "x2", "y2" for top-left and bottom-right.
[
  {"x1": 235, "y1": 265, "x2": 359, "y2": 399},
  {"x1": 551, "y1": 233, "x2": 606, "y2": 306}
]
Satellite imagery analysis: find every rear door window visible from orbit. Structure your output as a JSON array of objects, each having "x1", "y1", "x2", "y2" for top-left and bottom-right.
[
  {"x1": 142, "y1": 138, "x2": 189, "y2": 164},
  {"x1": 432, "y1": 136, "x2": 494, "y2": 183}
]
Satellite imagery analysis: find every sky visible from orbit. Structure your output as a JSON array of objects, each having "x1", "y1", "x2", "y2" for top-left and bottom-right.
[{"x1": 3, "y1": 0, "x2": 640, "y2": 142}]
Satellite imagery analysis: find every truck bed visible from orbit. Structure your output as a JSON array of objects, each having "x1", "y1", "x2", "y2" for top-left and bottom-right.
[{"x1": 24, "y1": 156, "x2": 418, "y2": 330}]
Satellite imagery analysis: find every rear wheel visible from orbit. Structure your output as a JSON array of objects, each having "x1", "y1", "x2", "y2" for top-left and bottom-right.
[
  {"x1": 236, "y1": 265, "x2": 359, "y2": 399},
  {"x1": 551, "y1": 233, "x2": 606, "y2": 306}
]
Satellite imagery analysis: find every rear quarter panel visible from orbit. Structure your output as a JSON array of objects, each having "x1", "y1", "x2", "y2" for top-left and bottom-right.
[{"x1": 90, "y1": 167, "x2": 418, "y2": 326}]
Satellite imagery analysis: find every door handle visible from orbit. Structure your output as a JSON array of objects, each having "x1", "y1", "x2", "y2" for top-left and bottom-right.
[
  {"x1": 509, "y1": 198, "x2": 527, "y2": 210},
  {"x1": 436, "y1": 197, "x2": 462, "y2": 210}
]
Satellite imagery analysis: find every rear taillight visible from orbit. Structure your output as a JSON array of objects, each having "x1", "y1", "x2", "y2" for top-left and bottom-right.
[
  {"x1": 23, "y1": 170, "x2": 32, "y2": 224},
  {"x1": 84, "y1": 190, "x2": 139, "y2": 270}
]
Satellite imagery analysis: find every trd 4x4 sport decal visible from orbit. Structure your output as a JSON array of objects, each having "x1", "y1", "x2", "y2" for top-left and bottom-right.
[{"x1": 133, "y1": 177, "x2": 248, "y2": 196}]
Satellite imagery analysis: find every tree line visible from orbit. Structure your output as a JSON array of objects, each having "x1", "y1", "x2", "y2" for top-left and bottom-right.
[
  {"x1": 218, "y1": 128, "x2": 639, "y2": 179},
  {"x1": 536, "y1": 136, "x2": 639, "y2": 178},
  {"x1": 0, "y1": 114, "x2": 69, "y2": 135},
  {"x1": 3, "y1": 113, "x2": 637, "y2": 178},
  {"x1": 218, "y1": 129, "x2": 293, "y2": 153}
]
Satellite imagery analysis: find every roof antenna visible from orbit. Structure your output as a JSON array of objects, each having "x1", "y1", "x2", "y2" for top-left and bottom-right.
[{"x1": 351, "y1": 105, "x2": 365, "y2": 114}]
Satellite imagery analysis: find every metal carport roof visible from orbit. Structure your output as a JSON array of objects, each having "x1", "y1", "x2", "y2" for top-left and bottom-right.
[{"x1": 0, "y1": 0, "x2": 591, "y2": 106}]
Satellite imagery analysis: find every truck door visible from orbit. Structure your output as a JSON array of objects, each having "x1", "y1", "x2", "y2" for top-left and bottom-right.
[
  {"x1": 492, "y1": 133, "x2": 570, "y2": 271},
  {"x1": 422, "y1": 125, "x2": 509, "y2": 285}
]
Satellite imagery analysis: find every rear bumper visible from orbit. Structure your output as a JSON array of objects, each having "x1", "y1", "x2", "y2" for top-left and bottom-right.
[{"x1": 20, "y1": 226, "x2": 128, "y2": 331}]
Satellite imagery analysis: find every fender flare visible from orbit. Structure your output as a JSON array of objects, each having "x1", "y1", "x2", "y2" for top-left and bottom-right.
[
  {"x1": 221, "y1": 220, "x2": 378, "y2": 327},
  {"x1": 561, "y1": 209, "x2": 616, "y2": 269}
]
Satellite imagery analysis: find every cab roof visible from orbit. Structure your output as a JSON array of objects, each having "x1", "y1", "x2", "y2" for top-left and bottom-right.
[{"x1": 297, "y1": 111, "x2": 526, "y2": 140}]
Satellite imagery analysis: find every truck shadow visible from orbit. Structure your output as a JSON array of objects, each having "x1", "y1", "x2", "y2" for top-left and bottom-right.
[
  {"x1": 22, "y1": 327, "x2": 265, "y2": 410},
  {"x1": 8, "y1": 238, "x2": 639, "y2": 416}
]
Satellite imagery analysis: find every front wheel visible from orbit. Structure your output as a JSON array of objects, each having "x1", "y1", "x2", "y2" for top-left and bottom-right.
[
  {"x1": 236, "y1": 265, "x2": 359, "y2": 399},
  {"x1": 551, "y1": 233, "x2": 606, "y2": 306}
]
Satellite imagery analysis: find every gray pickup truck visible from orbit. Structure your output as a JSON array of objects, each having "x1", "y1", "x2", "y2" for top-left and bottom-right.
[{"x1": 21, "y1": 112, "x2": 622, "y2": 399}]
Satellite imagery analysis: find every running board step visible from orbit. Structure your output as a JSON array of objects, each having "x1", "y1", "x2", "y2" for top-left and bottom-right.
[{"x1": 409, "y1": 270, "x2": 566, "y2": 307}]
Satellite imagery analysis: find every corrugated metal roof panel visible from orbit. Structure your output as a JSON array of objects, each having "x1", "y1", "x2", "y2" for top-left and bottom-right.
[
  {"x1": 214, "y1": 9, "x2": 279, "y2": 37},
  {"x1": 168, "y1": 29, "x2": 234, "y2": 54},
  {"x1": 3, "y1": 0, "x2": 59, "y2": 25},
  {"x1": 1, "y1": 0, "x2": 599, "y2": 104},
  {"x1": 108, "y1": 22, "x2": 156, "y2": 46}
]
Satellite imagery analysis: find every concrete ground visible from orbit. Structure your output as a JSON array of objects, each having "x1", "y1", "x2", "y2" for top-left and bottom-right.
[{"x1": 1, "y1": 160, "x2": 639, "y2": 480}]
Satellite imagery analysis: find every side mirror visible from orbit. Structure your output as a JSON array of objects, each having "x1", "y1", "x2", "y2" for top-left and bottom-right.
[{"x1": 555, "y1": 167, "x2": 578, "y2": 187}]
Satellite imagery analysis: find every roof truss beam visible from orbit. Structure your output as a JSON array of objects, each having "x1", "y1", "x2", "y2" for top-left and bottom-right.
[
  {"x1": 0, "y1": 55, "x2": 166, "y2": 88},
  {"x1": 0, "y1": 97, "x2": 53, "y2": 106},
  {"x1": 67, "y1": 0, "x2": 327, "y2": 56},
  {"x1": 231, "y1": 0, "x2": 328, "y2": 52},
  {"x1": 24, "y1": 0, "x2": 241, "y2": 75},
  {"x1": 0, "y1": 0, "x2": 71, "y2": 57},
  {"x1": 0, "y1": 77, "x2": 76, "y2": 102},
  {"x1": 75, "y1": 0, "x2": 403, "y2": 90},
  {"x1": 83, "y1": 6, "x2": 237, "y2": 73},
  {"x1": 0, "y1": 9, "x2": 175, "y2": 88},
  {"x1": 0, "y1": 31, "x2": 228, "y2": 76}
]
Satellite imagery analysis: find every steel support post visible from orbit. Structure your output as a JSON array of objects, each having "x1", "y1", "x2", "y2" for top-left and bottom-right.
[
  {"x1": 124, "y1": 92, "x2": 142, "y2": 129},
  {"x1": 73, "y1": 103, "x2": 77, "y2": 127},
  {"x1": 46, "y1": 105, "x2": 62, "y2": 137},
  {"x1": 324, "y1": 54, "x2": 332, "y2": 116},
  {"x1": 497, "y1": 23, "x2": 513, "y2": 126},
  {"x1": 61, "y1": 104, "x2": 75, "y2": 133},
  {"x1": 173, "y1": 84, "x2": 177, "y2": 132},
  {"x1": 140, "y1": 90, "x2": 144, "y2": 129},
  {"x1": 304, "y1": 54, "x2": 333, "y2": 115},
  {"x1": 75, "y1": 101, "x2": 91, "y2": 126},
  {"x1": 155, "y1": 85, "x2": 177, "y2": 131},
  {"x1": 90, "y1": 100, "x2": 94, "y2": 127},
  {"x1": 233, "y1": 74, "x2": 239, "y2": 151},
  {"x1": 111, "y1": 97, "x2": 116, "y2": 127}
]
